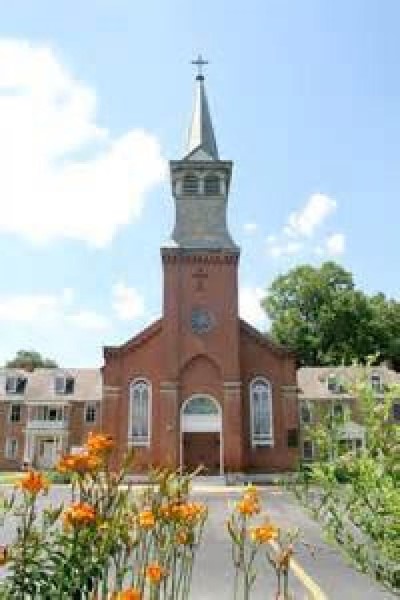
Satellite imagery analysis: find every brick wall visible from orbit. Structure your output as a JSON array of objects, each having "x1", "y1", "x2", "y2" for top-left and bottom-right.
[{"x1": 0, "y1": 402, "x2": 26, "y2": 470}]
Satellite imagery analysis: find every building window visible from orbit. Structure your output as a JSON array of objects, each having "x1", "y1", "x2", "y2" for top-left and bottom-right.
[
  {"x1": 333, "y1": 402, "x2": 344, "y2": 420},
  {"x1": 393, "y1": 401, "x2": 400, "y2": 422},
  {"x1": 303, "y1": 439, "x2": 314, "y2": 461},
  {"x1": 327, "y1": 374, "x2": 339, "y2": 392},
  {"x1": 85, "y1": 404, "x2": 97, "y2": 424},
  {"x1": 129, "y1": 379, "x2": 151, "y2": 446},
  {"x1": 48, "y1": 408, "x2": 59, "y2": 421},
  {"x1": 339, "y1": 438, "x2": 363, "y2": 454},
  {"x1": 204, "y1": 174, "x2": 220, "y2": 195},
  {"x1": 182, "y1": 174, "x2": 199, "y2": 195},
  {"x1": 55, "y1": 375, "x2": 75, "y2": 395},
  {"x1": 5, "y1": 438, "x2": 18, "y2": 459},
  {"x1": 370, "y1": 373, "x2": 382, "y2": 393},
  {"x1": 250, "y1": 378, "x2": 273, "y2": 446},
  {"x1": 6, "y1": 376, "x2": 26, "y2": 394},
  {"x1": 183, "y1": 396, "x2": 218, "y2": 415},
  {"x1": 36, "y1": 406, "x2": 63, "y2": 421},
  {"x1": 9, "y1": 404, "x2": 21, "y2": 423},
  {"x1": 300, "y1": 403, "x2": 312, "y2": 424}
]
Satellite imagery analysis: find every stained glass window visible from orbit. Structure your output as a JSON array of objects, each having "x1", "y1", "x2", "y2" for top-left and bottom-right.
[
  {"x1": 130, "y1": 380, "x2": 151, "y2": 446},
  {"x1": 250, "y1": 378, "x2": 273, "y2": 446}
]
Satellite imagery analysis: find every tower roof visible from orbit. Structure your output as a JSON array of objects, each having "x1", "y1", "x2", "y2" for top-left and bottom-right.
[{"x1": 185, "y1": 64, "x2": 219, "y2": 161}]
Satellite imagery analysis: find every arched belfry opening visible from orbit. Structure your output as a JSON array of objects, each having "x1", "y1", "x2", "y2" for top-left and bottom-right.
[{"x1": 180, "y1": 394, "x2": 223, "y2": 475}]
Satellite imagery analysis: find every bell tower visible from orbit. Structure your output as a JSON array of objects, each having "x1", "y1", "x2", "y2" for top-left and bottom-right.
[
  {"x1": 161, "y1": 57, "x2": 243, "y2": 470},
  {"x1": 168, "y1": 55, "x2": 237, "y2": 252}
]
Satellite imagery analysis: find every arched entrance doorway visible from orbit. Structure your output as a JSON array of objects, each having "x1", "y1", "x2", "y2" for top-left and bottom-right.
[{"x1": 180, "y1": 395, "x2": 223, "y2": 475}]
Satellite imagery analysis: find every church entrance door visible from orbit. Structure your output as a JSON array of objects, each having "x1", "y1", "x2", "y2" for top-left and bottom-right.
[
  {"x1": 183, "y1": 432, "x2": 220, "y2": 474},
  {"x1": 180, "y1": 395, "x2": 223, "y2": 475}
]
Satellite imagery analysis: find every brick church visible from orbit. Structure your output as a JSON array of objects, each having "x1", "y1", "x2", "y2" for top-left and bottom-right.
[{"x1": 102, "y1": 62, "x2": 298, "y2": 475}]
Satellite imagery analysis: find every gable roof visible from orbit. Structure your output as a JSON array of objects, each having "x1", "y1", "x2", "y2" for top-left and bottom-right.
[
  {"x1": 239, "y1": 319, "x2": 295, "y2": 357},
  {"x1": 103, "y1": 318, "x2": 163, "y2": 359}
]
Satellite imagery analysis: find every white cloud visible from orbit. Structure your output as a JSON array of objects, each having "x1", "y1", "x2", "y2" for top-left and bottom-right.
[
  {"x1": 67, "y1": 310, "x2": 110, "y2": 331},
  {"x1": 0, "y1": 289, "x2": 110, "y2": 331},
  {"x1": 284, "y1": 193, "x2": 336, "y2": 238},
  {"x1": 265, "y1": 192, "x2": 338, "y2": 259},
  {"x1": 239, "y1": 286, "x2": 267, "y2": 327},
  {"x1": 325, "y1": 233, "x2": 346, "y2": 256},
  {"x1": 0, "y1": 293, "x2": 61, "y2": 322},
  {"x1": 267, "y1": 240, "x2": 303, "y2": 258},
  {"x1": 112, "y1": 282, "x2": 145, "y2": 320},
  {"x1": 0, "y1": 39, "x2": 166, "y2": 246},
  {"x1": 244, "y1": 223, "x2": 258, "y2": 234}
]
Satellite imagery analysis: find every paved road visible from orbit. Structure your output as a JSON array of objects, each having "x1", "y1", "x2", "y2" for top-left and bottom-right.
[
  {"x1": 191, "y1": 487, "x2": 394, "y2": 599},
  {"x1": 0, "y1": 485, "x2": 395, "y2": 599}
]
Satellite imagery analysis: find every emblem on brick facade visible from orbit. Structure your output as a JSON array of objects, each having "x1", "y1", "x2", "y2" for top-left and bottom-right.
[{"x1": 190, "y1": 307, "x2": 214, "y2": 334}]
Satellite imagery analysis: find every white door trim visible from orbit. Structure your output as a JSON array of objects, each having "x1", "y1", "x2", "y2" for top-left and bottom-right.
[{"x1": 180, "y1": 394, "x2": 223, "y2": 475}]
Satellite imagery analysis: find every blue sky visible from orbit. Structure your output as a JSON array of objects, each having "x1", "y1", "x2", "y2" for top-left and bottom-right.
[{"x1": 0, "y1": 1, "x2": 399, "y2": 367}]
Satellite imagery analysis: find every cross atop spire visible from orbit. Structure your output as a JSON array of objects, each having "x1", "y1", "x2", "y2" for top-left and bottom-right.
[
  {"x1": 185, "y1": 55, "x2": 218, "y2": 160},
  {"x1": 191, "y1": 54, "x2": 208, "y2": 80}
]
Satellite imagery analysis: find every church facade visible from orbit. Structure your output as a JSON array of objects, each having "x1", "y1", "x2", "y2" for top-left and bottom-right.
[{"x1": 102, "y1": 68, "x2": 299, "y2": 475}]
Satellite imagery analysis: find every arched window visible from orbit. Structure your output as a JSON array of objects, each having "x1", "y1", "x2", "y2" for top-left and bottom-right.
[
  {"x1": 250, "y1": 378, "x2": 273, "y2": 446},
  {"x1": 204, "y1": 174, "x2": 220, "y2": 195},
  {"x1": 183, "y1": 174, "x2": 199, "y2": 195},
  {"x1": 183, "y1": 395, "x2": 218, "y2": 415},
  {"x1": 129, "y1": 379, "x2": 151, "y2": 446}
]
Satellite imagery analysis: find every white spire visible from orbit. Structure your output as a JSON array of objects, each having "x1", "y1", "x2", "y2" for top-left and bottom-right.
[{"x1": 185, "y1": 56, "x2": 219, "y2": 161}]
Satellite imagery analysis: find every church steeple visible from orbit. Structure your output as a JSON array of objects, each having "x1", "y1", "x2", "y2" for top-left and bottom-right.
[
  {"x1": 185, "y1": 55, "x2": 219, "y2": 161},
  {"x1": 165, "y1": 57, "x2": 238, "y2": 251}
]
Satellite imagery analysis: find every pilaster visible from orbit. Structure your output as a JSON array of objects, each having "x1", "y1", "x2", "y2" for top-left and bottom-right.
[
  {"x1": 223, "y1": 381, "x2": 243, "y2": 472},
  {"x1": 159, "y1": 381, "x2": 180, "y2": 468}
]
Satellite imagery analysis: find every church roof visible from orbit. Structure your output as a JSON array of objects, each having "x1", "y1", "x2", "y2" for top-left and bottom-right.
[
  {"x1": 239, "y1": 319, "x2": 295, "y2": 357},
  {"x1": 185, "y1": 74, "x2": 219, "y2": 161},
  {"x1": 103, "y1": 318, "x2": 163, "y2": 358}
]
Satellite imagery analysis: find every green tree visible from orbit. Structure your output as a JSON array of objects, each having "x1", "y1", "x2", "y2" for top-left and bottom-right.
[
  {"x1": 263, "y1": 261, "x2": 400, "y2": 367},
  {"x1": 5, "y1": 349, "x2": 58, "y2": 371}
]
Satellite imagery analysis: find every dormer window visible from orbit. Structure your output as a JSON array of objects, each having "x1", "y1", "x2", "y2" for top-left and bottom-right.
[
  {"x1": 370, "y1": 373, "x2": 382, "y2": 393},
  {"x1": 327, "y1": 374, "x2": 338, "y2": 393},
  {"x1": 55, "y1": 375, "x2": 75, "y2": 395},
  {"x1": 6, "y1": 376, "x2": 26, "y2": 394},
  {"x1": 204, "y1": 174, "x2": 220, "y2": 195},
  {"x1": 183, "y1": 174, "x2": 199, "y2": 195}
]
